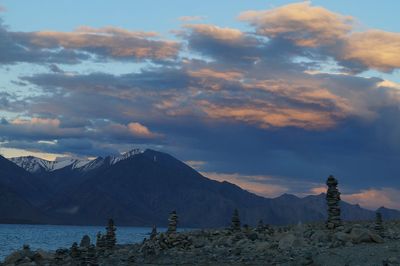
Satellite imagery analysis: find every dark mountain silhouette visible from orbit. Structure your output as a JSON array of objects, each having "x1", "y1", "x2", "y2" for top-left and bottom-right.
[
  {"x1": 2, "y1": 150, "x2": 400, "y2": 227},
  {"x1": 0, "y1": 156, "x2": 50, "y2": 206}
]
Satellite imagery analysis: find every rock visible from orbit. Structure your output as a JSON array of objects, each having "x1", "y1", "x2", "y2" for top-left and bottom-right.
[
  {"x1": 311, "y1": 230, "x2": 329, "y2": 243},
  {"x1": 350, "y1": 227, "x2": 371, "y2": 243},
  {"x1": 369, "y1": 232, "x2": 384, "y2": 243},
  {"x1": 335, "y1": 231, "x2": 351, "y2": 243},
  {"x1": 247, "y1": 232, "x2": 258, "y2": 241},
  {"x1": 278, "y1": 234, "x2": 296, "y2": 250},
  {"x1": 254, "y1": 242, "x2": 271, "y2": 252},
  {"x1": 4, "y1": 250, "x2": 26, "y2": 264},
  {"x1": 32, "y1": 249, "x2": 54, "y2": 261}
]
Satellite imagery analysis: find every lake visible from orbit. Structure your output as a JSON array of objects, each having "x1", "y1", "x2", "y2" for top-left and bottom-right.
[{"x1": 0, "y1": 224, "x2": 157, "y2": 260}]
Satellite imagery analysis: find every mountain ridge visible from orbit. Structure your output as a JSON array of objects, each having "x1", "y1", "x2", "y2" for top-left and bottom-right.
[{"x1": 1, "y1": 149, "x2": 399, "y2": 227}]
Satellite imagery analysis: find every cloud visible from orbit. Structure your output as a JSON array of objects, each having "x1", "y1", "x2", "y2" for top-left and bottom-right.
[
  {"x1": 178, "y1": 16, "x2": 206, "y2": 22},
  {"x1": 203, "y1": 172, "x2": 290, "y2": 197},
  {"x1": 239, "y1": 2, "x2": 400, "y2": 73},
  {"x1": 128, "y1": 122, "x2": 160, "y2": 138},
  {"x1": 0, "y1": 5, "x2": 6, "y2": 12},
  {"x1": 11, "y1": 117, "x2": 61, "y2": 127},
  {"x1": 342, "y1": 30, "x2": 400, "y2": 72},
  {"x1": 13, "y1": 26, "x2": 180, "y2": 61},
  {"x1": 239, "y1": 2, "x2": 353, "y2": 47},
  {"x1": 0, "y1": 23, "x2": 180, "y2": 65},
  {"x1": 342, "y1": 188, "x2": 400, "y2": 210}
]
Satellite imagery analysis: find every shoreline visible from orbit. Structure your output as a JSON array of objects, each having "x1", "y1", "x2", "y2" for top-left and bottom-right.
[{"x1": 2, "y1": 219, "x2": 400, "y2": 266}]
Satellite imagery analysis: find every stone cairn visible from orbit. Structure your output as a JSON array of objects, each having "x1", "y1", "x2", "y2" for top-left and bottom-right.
[
  {"x1": 150, "y1": 225, "x2": 158, "y2": 240},
  {"x1": 70, "y1": 242, "x2": 80, "y2": 258},
  {"x1": 80, "y1": 235, "x2": 91, "y2": 248},
  {"x1": 96, "y1": 232, "x2": 106, "y2": 250},
  {"x1": 105, "y1": 218, "x2": 117, "y2": 249},
  {"x1": 167, "y1": 210, "x2": 178, "y2": 234},
  {"x1": 231, "y1": 208, "x2": 241, "y2": 231},
  {"x1": 85, "y1": 244, "x2": 98, "y2": 266},
  {"x1": 326, "y1": 175, "x2": 342, "y2": 229},
  {"x1": 374, "y1": 212, "x2": 384, "y2": 237},
  {"x1": 256, "y1": 219, "x2": 264, "y2": 232}
]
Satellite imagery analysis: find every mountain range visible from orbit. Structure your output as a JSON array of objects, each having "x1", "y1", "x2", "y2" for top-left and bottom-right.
[{"x1": 0, "y1": 149, "x2": 399, "y2": 227}]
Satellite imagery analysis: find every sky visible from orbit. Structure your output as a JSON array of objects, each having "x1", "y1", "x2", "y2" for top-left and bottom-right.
[{"x1": 1, "y1": 0, "x2": 400, "y2": 209}]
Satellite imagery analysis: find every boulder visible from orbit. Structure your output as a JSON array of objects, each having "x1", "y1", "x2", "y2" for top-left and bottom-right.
[{"x1": 278, "y1": 234, "x2": 296, "y2": 250}]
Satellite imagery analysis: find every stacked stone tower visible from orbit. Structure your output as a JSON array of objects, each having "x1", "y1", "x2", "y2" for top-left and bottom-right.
[
  {"x1": 85, "y1": 244, "x2": 98, "y2": 265},
  {"x1": 96, "y1": 232, "x2": 106, "y2": 249},
  {"x1": 231, "y1": 209, "x2": 241, "y2": 231},
  {"x1": 167, "y1": 210, "x2": 178, "y2": 234},
  {"x1": 150, "y1": 225, "x2": 157, "y2": 240},
  {"x1": 326, "y1": 175, "x2": 342, "y2": 229},
  {"x1": 105, "y1": 218, "x2": 117, "y2": 249},
  {"x1": 70, "y1": 242, "x2": 80, "y2": 258},
  {"x1": 374, "y1": 212, "x2": 384, "y2": 237},
  {"x1": 256, "y1": 219, "x2": 264, "y2": 232}
]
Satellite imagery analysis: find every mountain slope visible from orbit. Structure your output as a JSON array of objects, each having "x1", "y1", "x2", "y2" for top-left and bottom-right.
[
  {"x1": 0, "y1": 155, "x2": 50, "y2": 206},
  {"x1": 0, "y1": 184, "x2": 46, "y2": 224}
]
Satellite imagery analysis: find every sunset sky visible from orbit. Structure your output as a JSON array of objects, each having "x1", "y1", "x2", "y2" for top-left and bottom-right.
[{"x1": 1, "y1": 1, "x2": 400, "y2": 209}]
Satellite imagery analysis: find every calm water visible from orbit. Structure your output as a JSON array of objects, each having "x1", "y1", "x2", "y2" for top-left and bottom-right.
[{"x1": 0, "y1": 224, "x2": 157, "y2": 260}]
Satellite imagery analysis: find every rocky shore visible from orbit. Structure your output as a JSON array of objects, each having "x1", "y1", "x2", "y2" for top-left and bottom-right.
[{"x1": 3, "y1": 219, "x2": 400, "y2": 266}]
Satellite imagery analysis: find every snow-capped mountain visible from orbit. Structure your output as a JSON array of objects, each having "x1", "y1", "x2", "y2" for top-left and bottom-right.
[{"x1": 9, "y1": 148, "x2": 144, "y2": 173}]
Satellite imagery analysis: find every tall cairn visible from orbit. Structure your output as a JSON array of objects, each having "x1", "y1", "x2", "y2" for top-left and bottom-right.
[
  {"x1": 326, "y1": 175, "x2": 342, "y2": 229},
  {"x1": 231, "y1": 209, "x2": 241, "y2": 231},
  {"x1": 167, "y1": 210, "x2": 178, "y2": 234},
  {"x1": 374, "y1": 212, "x2": 384, "y2": 237},
  {"x1": 150, "y1": 225, "x2": 157, "y2": 240},
  {"x1": 105, "y1": 218, "x2": 117, "y2": 249}
]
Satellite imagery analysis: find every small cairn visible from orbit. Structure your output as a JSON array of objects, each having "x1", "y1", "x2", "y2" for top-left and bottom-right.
[
  {"x1": 70, "y1": 242, "x2": 80, "y2": 258},
  {"x1": 96, "y1": 232, "x2": 106, "y2": 249},
  {"x1": 256, "y1": 219, "x2": 264, "y2": 232},
  {"x1": 326, "y1": 175, "x2": 342, "y2": 229},
  {"x1": 150, "y1": 225, "x2": 158, "y2": 240},
  {"x1": 167, "y1": 210, "x2": 178, "y2": 234},
  {"x1": 85, "y1": 244, "x2": 98, "y2": 266},
  {"x1": 231, "y1": 209, "x2": 241, "y2": 231},
  {"x1": 105, "y1": 219, "x2": 117, "y2": 249},
  {"x1": 374, "y1": 212, "x2": 384, "y2": 237},
  {"x1": 80, "y1": 235, "x2": 91, "y2": 248}
]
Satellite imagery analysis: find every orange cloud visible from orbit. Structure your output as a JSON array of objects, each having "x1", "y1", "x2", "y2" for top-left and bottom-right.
[
  {"x1": 203, "y1": 172, "x2": 289, "y2": 197},
  {"x1": 11, "y1": 117, "x2": 61, "y2": 127},
  {"x1": 128, "y1": 122, "x2": 158, "y2": 138},
  {"x1": 239, "y1": 2, "x2": 352, "y2": 47},
  {"x1": 188, "y1": 68, "x2": 243, "y2": 81},
  {"x1": 342, "y1": 188, "x2": 400, "y2": 210},
  {"x1": 23, "y1": 26, "x2": 179, "y2": 60},
  {"x1": 200, "y1": 101, "x2": 340, "y2": 129},
  {"x1": 342, "y1": 30, "x2": 400, "y2": 72},
  {"x1": 184, "y1": 24, "x2": 245, "y2": 41}
]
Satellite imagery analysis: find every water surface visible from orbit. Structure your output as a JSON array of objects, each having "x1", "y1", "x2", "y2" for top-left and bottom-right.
[{"x1": 0, "y1": 224, "x2": 155, "y2": 260}]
